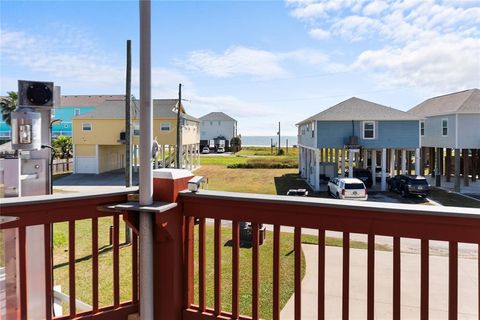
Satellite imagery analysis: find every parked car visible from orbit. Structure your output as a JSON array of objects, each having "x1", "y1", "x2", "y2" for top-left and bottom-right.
[
  {"x1": 286, "y1": 189, "x2": 308, "y2": 196},
  {"x1": 387, "y1": 175, "x2": 429, "y2": 197},
  {"x1": 216, "y1": 147, "x2": 225, "y2": 153},
  {"x1": 201, "y1": 147, "x2": 210, "y2": 154},
  {"x1": 346, "y1": 168, "x2": 373, "y2": 188},
  {"x1": 374, "y1": 167, "x2": 391, "y2": 181},
  {"x1": 327, "y1": 178, "x2": 368, "y2": 200}
]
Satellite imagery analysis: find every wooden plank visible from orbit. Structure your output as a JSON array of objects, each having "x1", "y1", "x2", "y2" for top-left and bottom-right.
[
  {"x1": 232, "y1": 221, "x2": 240, "y2": 319},
  {"x1": 184, "y1": 216, "x2": 194, "y2": 308},
  {"x1": 393, "y1": 237, "x2": 401, "y2": 320},
  {"x1": 367, "y1": 234, "x2": 374, "y2": 320},
  {"x1": 199, "y1": 218, "x2": 206, "y2": 312},
  {"x1": 273, "y1": 225, "x2": 280, "y2": 320},
  {"x1": 113, "y1": 215, "x2": 120, "y2": 308},
  {"x1": 421, "y1": 239, "x2": 429, "y2": 320},
  {"x1": 69, "y1": 220, "x2": 76, "y2": 317},
  {"x1": 132, "y1": 230, "x2": 138, "y2": 303},
  {"x1": 295, "y1": 227, "x2": 301, "y2": 320},
  {"x1": 318, "y1": 229, "x2": 325, "y2": 320},
  {"x1": 449, "y1": 241, "x2": 458, "y2": 320},
  {"x1": 342, "y1": 232, "x2": 349, "y2": 320},
  {"x1": 214, "y1": 219, "x2": 222, "y2": 315},
  {"x1": 44, "y1": 224, "x2": 53, "y2": 320},
  {"x1": 252, "y1": 223, "x2": 259, "y2": 319},
  {"x1": 92, "y1": 217, "x2": 99, "y2": 312},
  {"x1": 19, "y1": 226, "x2": 27, "y2": 320}
]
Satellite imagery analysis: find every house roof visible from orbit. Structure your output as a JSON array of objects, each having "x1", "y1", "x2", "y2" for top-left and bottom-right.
[
  {"x1": 73, "y1": 99, "x2": 199, "y2": 122},
  {"x1": 60, "y1": 95, "x2": 125, "y2": 107},
  {"x1": 199, "y1": 112, "x2": 236, "y2": 122},
  {"x1": 297, "y1": 97, "x2": 419, "y2": 125},
  {"x1": 408, "y1": 89, "x2": 480, "y2": 118}
]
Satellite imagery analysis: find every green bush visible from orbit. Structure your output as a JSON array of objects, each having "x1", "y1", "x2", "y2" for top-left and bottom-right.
[{"x1": 227, "y1": 157, "x2": 298, "y2": 169}]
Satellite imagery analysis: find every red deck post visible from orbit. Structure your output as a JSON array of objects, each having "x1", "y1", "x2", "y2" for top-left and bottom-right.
[{"x1": 152, "y1": 169, "x2": 194, "y2": 320}]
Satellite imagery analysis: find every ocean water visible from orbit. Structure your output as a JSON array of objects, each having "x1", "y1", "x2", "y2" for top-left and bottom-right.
[{"x1": 241, "y1": 136, "x2": 297, "y2": 147}]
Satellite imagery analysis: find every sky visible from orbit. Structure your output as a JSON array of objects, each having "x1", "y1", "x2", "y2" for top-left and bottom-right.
[{"x1": 1, "y1": 0, "x2": 479, "y2": 135}]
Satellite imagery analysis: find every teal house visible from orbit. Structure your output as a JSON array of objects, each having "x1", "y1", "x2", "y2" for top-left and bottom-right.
[{"x1": 0, "y1": 94, "x2": 124, "y2": 142}]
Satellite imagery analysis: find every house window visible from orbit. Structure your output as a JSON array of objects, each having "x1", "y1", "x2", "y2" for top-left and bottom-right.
[
  {"x1": 160, "y1": 123, "x2": 171, "y2": 132},
  {"x1": 442, "y1": 119, "x2": 448, "y2": 136},
  {"x1": 420, "y1": 121, "x2": 425, "y2": 136},
  {"x1": 74, "y1": 108, "x2": 81, "y2": 116},
  {"x1": 363, "y1": 121, "x2": 375, "y2": 139},
  {"x1": 311, "y1": 121, "x2": 315, "y2": 138},
  {"x1": 210, "y1": 121, "x2": 213, "y2": 126},
  {"x1": 64, "y1": 124, "x2": 69, "y2": 129},
  {"x1": 133, "y1": 124, "x2": 140, "y2": 136},
  {"x1": 82, "y1": 123, "x2": 92, "y2": 131}
]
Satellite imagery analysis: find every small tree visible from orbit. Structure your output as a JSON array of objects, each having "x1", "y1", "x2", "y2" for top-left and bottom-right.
[
  {"x1": 0, "y1": 91, "x2": 18, "y2": 126},
  {"x1": 53, "y1": 135, "x2": 73, "y2": 170}
]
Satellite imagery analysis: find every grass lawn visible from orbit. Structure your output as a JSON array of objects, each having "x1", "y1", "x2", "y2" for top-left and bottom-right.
[
  {"x1": 200, "y1": 156, "x2": 248, "y2": 166},
  {"x1": 193, "y1": 224, "x2": 305, "y2": 319},
  {"x1": 195, "y1": 165, "x2": 303, "y2": 195},
  {"x1": 428, "y1": 188, "x2": 480, "y2": 208},
  {"x1": 52, "y1": 217, "x2": 134, "y2": 310},
  {"x1": 235, "y1": 147, "x2": 298, "y2": 158}
]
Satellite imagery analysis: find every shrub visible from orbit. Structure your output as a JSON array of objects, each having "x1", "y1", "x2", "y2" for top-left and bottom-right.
[{"x1": 227, "y1": 157, "x2": 298, "y2": 169}]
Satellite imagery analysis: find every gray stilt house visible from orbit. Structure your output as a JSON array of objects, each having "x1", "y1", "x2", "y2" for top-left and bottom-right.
[
  {"x1": 297, "y1": 97, "x2": 421, "y2": 192},
  {"x1": 408, "y1": 88, "x2": 480, "y2": 192}
]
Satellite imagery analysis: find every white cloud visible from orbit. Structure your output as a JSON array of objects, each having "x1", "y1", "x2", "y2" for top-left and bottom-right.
[
  {"x1": 181, "y1": 46, "x2": 329, "y2": 78},
  {"x1": 0, "y1": 28, "x2": 124, "y2": 88},
  {"x1": 286, "y1": 0, "x2": 480, "y2": 92},
  {"x1": 181, "y1": 47, "x2": 286, "y2": 78},
  {"x1": 363, "y1": 1, "x2": 388, "y2": 16},
  {"x1": 190, "y1": 95, "x2": 276, "y2": 118},
  {"x1": 309, "y1": 28, "x2": 330, "y2": 40},
  {"x1": 0, "y1": 27, "x2": 195, "y2": 98}
]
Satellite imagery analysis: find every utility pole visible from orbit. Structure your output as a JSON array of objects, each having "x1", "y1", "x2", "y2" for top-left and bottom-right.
[
  {"x1": 176, "y1": 83, "x2": 182, "y2": 168},
  {"x1": 125, "y1": 39, "x2": 132, "y2": 188},
  {"x1": 278, "y1": 121, "x2": 281, "y2": 154}
]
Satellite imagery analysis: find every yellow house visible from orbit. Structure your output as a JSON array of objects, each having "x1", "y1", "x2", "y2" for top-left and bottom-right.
[{"x1": 72, "y1": 99, "x2": 200, "y2": 174}]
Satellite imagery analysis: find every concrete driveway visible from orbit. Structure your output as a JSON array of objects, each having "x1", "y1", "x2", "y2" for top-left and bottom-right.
[{"x1": 53, "y1": 169, "x2": 139, "y2": 193}]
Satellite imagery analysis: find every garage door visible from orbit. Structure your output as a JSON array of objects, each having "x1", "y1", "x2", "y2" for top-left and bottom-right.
[{"x1": 75, "y1": 157, "x2": 98, "y2": 174}]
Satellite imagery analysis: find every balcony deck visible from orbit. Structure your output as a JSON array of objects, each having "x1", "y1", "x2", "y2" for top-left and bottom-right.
[{"x1": 1, "y1": 179, "x2": 480, "y2": 319}]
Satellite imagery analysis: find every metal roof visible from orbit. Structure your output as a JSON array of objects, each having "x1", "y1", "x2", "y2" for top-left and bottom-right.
[
  {"x1": 297, "y1": 97, "x2": 419, "y2": 125},
  {"x1": 199, "y1": 112, "x2": 237, "y2": 122},
  {"x1": 73, "y1": 99, "x2": 199, "y2": 122},
  {"x1": 408, "y1": 88, "x2": 480, "y2": 118}
]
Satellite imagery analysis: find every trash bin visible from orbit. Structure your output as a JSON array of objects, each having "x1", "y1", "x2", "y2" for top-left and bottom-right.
[{"x1": 239, "y1": 222, "x2": 266, "y2": 246}]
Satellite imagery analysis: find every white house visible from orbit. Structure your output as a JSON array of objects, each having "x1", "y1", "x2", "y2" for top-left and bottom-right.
[{"x1": 199, "y1": 112, "x2": 237, "y2": 147}]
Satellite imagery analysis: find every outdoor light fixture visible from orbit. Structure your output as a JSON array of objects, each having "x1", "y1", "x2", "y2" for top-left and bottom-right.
[
  {"x1": 11, "y1": 109, "x2": 42, "y2": 150},
  {"x1": 11, "y1": 80, "x2": 55, "y2": 151}
]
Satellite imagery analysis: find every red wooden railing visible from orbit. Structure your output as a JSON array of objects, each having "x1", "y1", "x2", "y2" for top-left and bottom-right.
[
  {"x1": 0, "y1": 191, "x2": 139, "y2": 320},
  {"x1": 2, "y1": 176, "x2": 480, "y2": 320},
  {"x1": 179, "y1": 190, "x2": 480, "y2": 320}
]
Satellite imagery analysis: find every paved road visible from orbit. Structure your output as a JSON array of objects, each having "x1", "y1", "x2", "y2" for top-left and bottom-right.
[
  {"x1": 280, "y1": 244, "x2": 478, "y2": 319},
  {"x1": 53, "y1": 169, "x2": 139, "y2": 193}
]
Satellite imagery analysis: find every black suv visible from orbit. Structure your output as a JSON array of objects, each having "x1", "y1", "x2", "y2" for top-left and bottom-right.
[
  {"x1": 387, "y1": 175, "x2": 429, "y2": 197},
  {"x1": 347, "y1": 168, "x2": 373, "y2": 188}
]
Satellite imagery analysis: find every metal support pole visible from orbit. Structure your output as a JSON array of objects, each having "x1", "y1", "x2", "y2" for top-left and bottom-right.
[
  {"x1": 415, "y1": 148, "x2": 421, "y2": 176},
  {"x1": 381, "y1": 148, "x2": 387, "y2": 191},
  {"x1": 435, "y1": 147, "x2": 441, "y2": 187},
  {"x1": 454, "y1": 149, "x2": 461, "y2": 192},
  {"x1": 139, "y1": 1, "x2": 154, "y2": 319}
]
